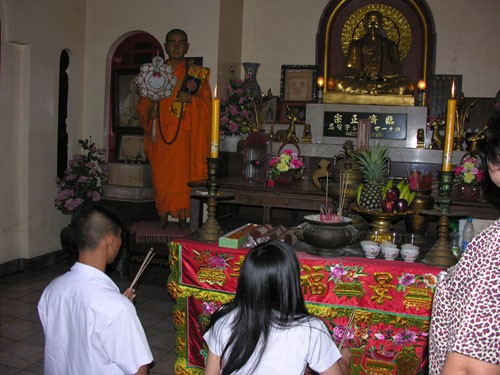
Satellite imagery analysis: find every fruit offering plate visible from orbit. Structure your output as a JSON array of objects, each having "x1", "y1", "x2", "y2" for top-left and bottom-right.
[{"x1": 351, "y1": 204, "x2": 415, "y2": 223}]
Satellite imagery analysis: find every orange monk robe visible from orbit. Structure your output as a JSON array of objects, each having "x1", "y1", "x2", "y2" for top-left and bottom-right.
[{"x1": 137, "y1": 61, "x2": 212, "y2": 219}]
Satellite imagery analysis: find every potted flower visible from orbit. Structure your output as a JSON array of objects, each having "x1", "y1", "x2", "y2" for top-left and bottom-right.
[
  {"x1": 267, "y1": 149, "x2": 304, "y2": 187},
  {"x1": 453, "y1": 154, "x2": 485, "y2": 201},
  {"x1": 219, "y1": 78, "x2": 252, "y2": 149},
  {"x1": 55, "y1": 138, "x2": 108, "y2": 215}
]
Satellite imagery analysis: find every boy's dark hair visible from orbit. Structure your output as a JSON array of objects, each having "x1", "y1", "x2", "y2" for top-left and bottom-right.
[
  {"x1": 485, "y1": 113, "x2": 500, "y2": 166},
  {"x1": 70, "y1": 204, "x2": 122, "y2": 252}
]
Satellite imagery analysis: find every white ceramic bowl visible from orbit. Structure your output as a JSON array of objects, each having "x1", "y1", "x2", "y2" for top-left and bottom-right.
[
  {"x1": 381, "y1": 246, "x2": 399, "y2": 261},
  {"x1": 401, "y1": 243, "x2": 419, "y2": 251},
  {"x1": 381, "y1": 241, "x2": 398, "y2": 248},
  {"x1": 360, "y1": 240, "x2": 378, "y2": 247},
  {"x1": 362, "y1": 244, "x2": 380, "y2": 258},
  {"x1": 401, "y1": 248, "x2": 419, "y2": 262}
]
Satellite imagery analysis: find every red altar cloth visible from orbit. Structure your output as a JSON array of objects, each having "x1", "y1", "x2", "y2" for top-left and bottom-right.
[{"x1": 168, "y1": 239, "x2": 441, "y2": 375}]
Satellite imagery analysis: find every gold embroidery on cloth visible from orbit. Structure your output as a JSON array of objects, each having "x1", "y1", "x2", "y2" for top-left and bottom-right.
[
  {"x1": 365, "y1": 358, "x2": 395, "y2": 374},
  {"x1": 197, "y1": 267, "x2": 226, "y2": 286},
  {"x1": 334, "y1": 281, "x2": 366, "y2": 298},
  {"x1": 301, "y1": 265, "x2": 328, "y2": 296},
  {"x1": 370, "y1": 272, "x2": 396, "y2": 304},
  {"x1": 404, "y1": 286, "x2": 432, "y2": 310},
  {"x1": 395, "y1": 346, "x2": 420, "y2": 375}
]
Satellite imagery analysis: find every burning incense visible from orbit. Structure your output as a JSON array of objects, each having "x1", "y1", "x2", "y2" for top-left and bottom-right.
[
  {"x1": 325, "y1": 169, "x2": 329, "y2": 211},
  {"x1": 129, "y1": 248, "x2": 156, "y2": 289},
  {"x1": 337, "y1": 171, "x2": 350, "y2": 218}
]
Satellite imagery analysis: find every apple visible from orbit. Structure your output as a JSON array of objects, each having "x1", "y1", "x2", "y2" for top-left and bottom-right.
[
  {"x1": 386, "y1": 187, "x2": 400, "y2": 200},
  {"x1": 381, "y1": 198, "x2": 395, "y2": 212},
  {"x1": 395, "y1": 198, "x2": 408, "y2": 212}
]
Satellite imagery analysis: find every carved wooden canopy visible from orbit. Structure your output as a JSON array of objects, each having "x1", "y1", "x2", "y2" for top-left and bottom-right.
[{"x1": 316, "y1": 0, "x2": 436, "y2": 89}]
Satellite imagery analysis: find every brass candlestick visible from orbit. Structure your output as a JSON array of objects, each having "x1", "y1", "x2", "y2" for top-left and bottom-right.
[
  {"x1": 422, "y1": 171, "x2": 464, "y2": 268},
  {"x1": 195, "y1": 157, "x2": 223, "y2": 243}
]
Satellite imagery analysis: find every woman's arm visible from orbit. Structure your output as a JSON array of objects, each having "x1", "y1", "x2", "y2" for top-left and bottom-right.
[
  {"x1": 204, "y1": 350, "x2": 221, "y2": 375},
  {"x1": 443, "y1": 352, "x2": 500, "y2": 375},
  {"x1": 320, "y1": 348, "x2": 351, "y2": 375}
]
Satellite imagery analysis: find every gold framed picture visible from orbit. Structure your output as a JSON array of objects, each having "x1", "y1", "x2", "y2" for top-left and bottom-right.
[{"x1": 280, "y1": 65, "x2": 317, "y2": 102}]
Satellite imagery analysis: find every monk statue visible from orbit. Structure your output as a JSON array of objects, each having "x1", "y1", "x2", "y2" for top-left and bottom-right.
[{"x1": 334, "y1": 11, "x2": 415, "y2": 96}]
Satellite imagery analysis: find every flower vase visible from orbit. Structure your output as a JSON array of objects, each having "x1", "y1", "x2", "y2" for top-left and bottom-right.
[
  {"x1": 241, "y1": 62, "x2": 261, "y2": 103},
  {"x1": 223, "y1": 134, "x2": 242, "y2": 153},
  {"x1": 456, "y1": 183, "x2": 480, "y2": 202}
]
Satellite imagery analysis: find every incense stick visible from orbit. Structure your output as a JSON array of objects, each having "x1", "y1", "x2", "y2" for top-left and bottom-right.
[
  {"x1": 337, "y1": 171, "x2": 350, "y2": 218},
  {"x1": 129, "y1": 248, "x2": 156, "y2": 289},
  {"x1": 338, "y1": 309, "x2": 356, "y2": 350},
  {"x1": 325, "y1": 170, "x2": 329, "y2": 211}
]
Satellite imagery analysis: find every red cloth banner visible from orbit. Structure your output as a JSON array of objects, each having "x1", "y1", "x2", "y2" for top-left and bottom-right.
[{"x1": 168, "y1": 239, "x2": 441, "y2": 375}]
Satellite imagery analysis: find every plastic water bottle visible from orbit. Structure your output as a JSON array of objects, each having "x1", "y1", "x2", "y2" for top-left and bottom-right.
[
  {"x1": 449, "y1": 223, "x2": 460, "y2": 257},
  {"x1": 461, "y1": 217, "x2": 475, "y2": 253}
]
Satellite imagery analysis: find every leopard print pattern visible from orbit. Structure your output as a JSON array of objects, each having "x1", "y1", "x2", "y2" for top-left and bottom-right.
[{"x1": 428, "y1": 219, "x2": 500, "y2": 374}]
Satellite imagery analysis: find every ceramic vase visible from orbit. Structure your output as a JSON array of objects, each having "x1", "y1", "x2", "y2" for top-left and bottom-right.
[
  {"x1": 456, "y1": 183, "x2": 480, "y2": 202},
  {"x1": 241, "y1": 62, "x2": 261, "y2": 103},
  {"x1": 223, "y1": 134, "x2": 242, "y2": 153}
]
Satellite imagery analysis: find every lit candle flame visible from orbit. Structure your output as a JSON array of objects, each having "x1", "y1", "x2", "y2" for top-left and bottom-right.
[
  {"x1": 214, "y1": 85, "x2": 217, "y2": 99},
  {"x1": 417, "y1": 79, "x2": 426, "y2": 91},
  {"x1": 327, "y1": 77, "x2": 335, "y2": 91},
  {"x1": 317, "y1": 76, "x2": 324, "y2": 88},
  {"x1": 451, "y1": 79, "x2": 455, "y2": 99}
]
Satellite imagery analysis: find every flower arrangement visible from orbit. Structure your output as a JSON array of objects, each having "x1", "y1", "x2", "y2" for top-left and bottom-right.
[
  {"x1": 267, "y1": 149, "x2": 305, "y2": 187},
  {"x1": 220, "y1": 78, "x2": 252, "y2": 136},
  {"x1": 54, "y1": 138, "x2": 108, "y2": 214},
  {"x1": 453, "y1": 155, "x2": 485, "y2": 185}
]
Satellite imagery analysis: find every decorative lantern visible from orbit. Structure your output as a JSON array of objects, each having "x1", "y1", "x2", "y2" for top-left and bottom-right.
[{"x1": 243, "y1": 132, "x2": 272, "y2": 183}]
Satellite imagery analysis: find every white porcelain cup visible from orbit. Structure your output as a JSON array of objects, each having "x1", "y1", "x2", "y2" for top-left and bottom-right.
[
  {"x1": 381, "y1": 241, "x2": 398, "y2": 248},
  {"x1": 401, "y1": 244, "x2": 419, "y2": 251},
  {"x1": 401, "y1": 248, "x2": 419, "y2": 262},
  {"x1": 381, "y1": 246, "x2": 399, "y2": 261},
  {"x1": 362, "y1": 244, "x2": 380, "y2": 258}
]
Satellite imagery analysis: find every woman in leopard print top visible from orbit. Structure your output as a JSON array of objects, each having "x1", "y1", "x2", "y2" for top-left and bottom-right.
[{"x1": 429, "y1": 114, "x2": 500, "y2": 374}]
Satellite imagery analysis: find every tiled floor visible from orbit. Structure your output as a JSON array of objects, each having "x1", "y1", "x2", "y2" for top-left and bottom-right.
[{"x1": 0, "y1": 261, "x2": 177, "y2": 374}]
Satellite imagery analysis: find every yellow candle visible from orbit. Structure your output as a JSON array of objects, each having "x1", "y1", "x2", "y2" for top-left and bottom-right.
[
  {"x1": 210, "y1": 86, "x2": 220, "y2": 158},
  {"x1": 442, "y1": 81, "x2": 456, "y2": 172}
]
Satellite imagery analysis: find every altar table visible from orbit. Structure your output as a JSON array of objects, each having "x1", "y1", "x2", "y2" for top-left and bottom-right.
[
  {"x1": 167, "y1": 239, "x2": 441, "y2": 375},
  {"x1": 189, "y1": 176, "x2": 333, "y2": 231}
]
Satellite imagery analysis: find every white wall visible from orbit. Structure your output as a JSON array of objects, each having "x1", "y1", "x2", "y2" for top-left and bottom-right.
[
  {"x1": 0, "y1": 0, "x2": 499, "y2": 264},
  {"x1": 0, "y1": 0, "x2": 86, "y2": 264}
]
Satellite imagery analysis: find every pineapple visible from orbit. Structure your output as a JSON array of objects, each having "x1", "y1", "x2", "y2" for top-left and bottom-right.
[{"x1": 353, "y1": 146, "x2": 389, "y2": 211}]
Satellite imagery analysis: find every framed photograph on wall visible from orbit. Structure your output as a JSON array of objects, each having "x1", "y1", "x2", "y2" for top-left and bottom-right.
[
  {"x1": 113, "y1": 69, "x2": 141, "y2": 131},
  {"x1": 278, "y1": 101, "x2": 307, "y2": 124},
  {"x1": 118, "y1": 134, "x2": 146, "y2": 161},
  {"x1": 280, "y1": 65, "x2": 317, "y2": 102},
  {"x1": 262, "y1": 96, "x2": 280, "y2": 123}
]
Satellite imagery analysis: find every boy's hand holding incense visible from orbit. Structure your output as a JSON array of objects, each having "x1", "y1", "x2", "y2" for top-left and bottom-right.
[{"x1": 123, "y1": 288, "x2": 137, "y2": 302}]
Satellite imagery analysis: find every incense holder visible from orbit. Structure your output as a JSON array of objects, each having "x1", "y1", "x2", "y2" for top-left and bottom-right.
[{"x1": 298, "y1": 214, "x2": 360, "y2": 256}]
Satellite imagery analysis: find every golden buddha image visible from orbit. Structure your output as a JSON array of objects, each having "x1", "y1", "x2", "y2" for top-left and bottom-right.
[{"x1": 334, "y1": 10, "x2": 414, "y2": 96}]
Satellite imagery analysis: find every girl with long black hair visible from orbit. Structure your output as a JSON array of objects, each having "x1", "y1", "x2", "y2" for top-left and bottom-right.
[{"x1": 203, "y1": 240, "x2": 351, "y2": 375}]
